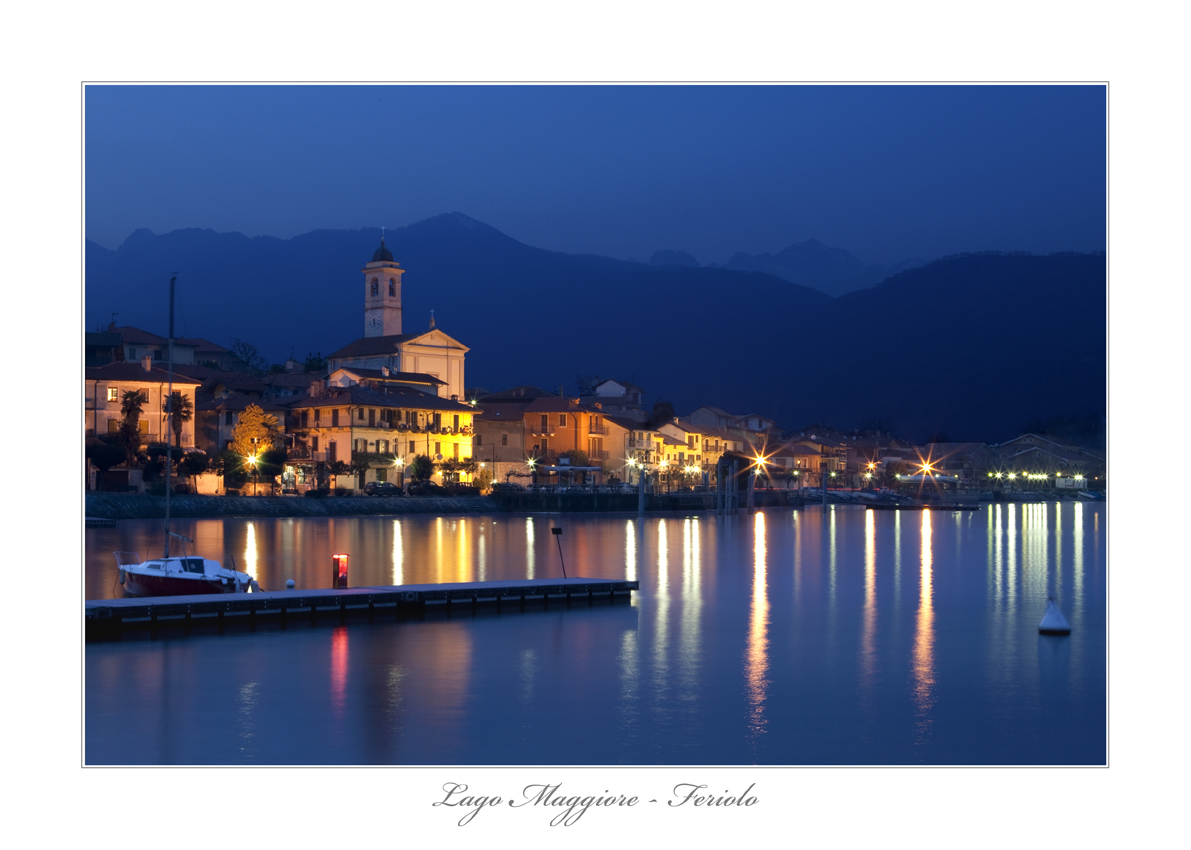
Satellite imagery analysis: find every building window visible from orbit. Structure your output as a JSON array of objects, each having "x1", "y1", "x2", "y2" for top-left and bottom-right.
[
  {"x1": 501, "y1": 434, "x2": 508, "y2": 446},
  {"x1": 475, "y1": 434, "x2": 483, "y2": 446},
  {"x1": 454, "y1": 444, "x2": 459, "y2": 459},
  {"x1": 453, "y1": 414, "x2": 459, "y2": 429},
  {"x1": 225, "y1": 411, "x2": 233, "y2": 426},
  {"x1": 107, "y1": 387, "x2": 119, "y2": 402},
  {"x1": 540, "y1": 414, "x2": 549, "y2": 430},
  {"x1": 435, "y1": 442, "x2": 441, "y2": 455},
  {"x1": 359, "y1": 408, "x2": 366, "y2": 421},
  {"x1": 313, "y1": 436, "x2": 319, "y2": 452},
  {"x1": 139, "y1": 420, "x2": 149, "y2": 435},
  {"x1": 332, "y1": 409, "x2": 339, "y2": 427},
  {"x1": 559, "y1": 414, "x2": 567, "y2": 427},
  {"x1": 107, "y1": 419, "x2": 119, "y2": 434},
  {"x1": 314, "y1": 409, "x2": 321, "y2": 424},
  {"x1": 371, "y1": 278, "x2": 379, "y2": 296},
  {"x1": 377, "y1": 467, "x2": 387, "y2": 482},
  {"x1": 328, "y1": 441, "x2": 337, "y2": 462},
  {"x1": 388, "y1": 278, "x2": 395, "y2": 296},
  {"x1": 300, "y1": 410, "x2": 308, "y2": 428}
]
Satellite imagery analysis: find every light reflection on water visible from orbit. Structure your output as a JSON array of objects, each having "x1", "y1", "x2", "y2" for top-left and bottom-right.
[
  {"x1": 86, "y1": 504, "x2": 1106, "y2": 765},
  {"x1": 745, "y1": 511, "x2": 769, "y2": 743}
]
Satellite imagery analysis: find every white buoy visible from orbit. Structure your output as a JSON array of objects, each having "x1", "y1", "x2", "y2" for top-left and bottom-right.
[
  {"x1": 1039, "y1": 597, "x2": 1071, "y2": 635},
  {"x1": 286, "y1": 579, "x2": 295, "y2": 589}
]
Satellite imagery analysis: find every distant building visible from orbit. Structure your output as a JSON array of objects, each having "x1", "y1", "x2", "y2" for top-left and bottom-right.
[{"x1": 579, "y1": 379, "x2": 647, "y2": 422}]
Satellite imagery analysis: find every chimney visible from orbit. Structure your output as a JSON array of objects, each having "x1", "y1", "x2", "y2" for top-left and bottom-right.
[
  {"x1": 141, "y1": 355, "x2": 152, "y2": 372},
  {"x1": 310, "y1": 380, "x2": 324, "y2": 398},
  {"x1": 108, "y1": 321, "x2": 116, "y2": 331},
  {"x1": 429, "y1": 309, "x2": 436, "y2": 330}
]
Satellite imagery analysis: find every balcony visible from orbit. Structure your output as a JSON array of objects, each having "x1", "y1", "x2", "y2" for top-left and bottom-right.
[
  {"x1": 589, "y1": 449, "x2": 610, "y2": 460},
  {"x1": 588, "y1": 424, "x2": 608, "y2": 436}
]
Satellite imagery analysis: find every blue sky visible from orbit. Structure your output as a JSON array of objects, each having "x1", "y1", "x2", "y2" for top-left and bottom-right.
[{"x1": 85, "y1": 84, "x2": 1105, "y2": 264}]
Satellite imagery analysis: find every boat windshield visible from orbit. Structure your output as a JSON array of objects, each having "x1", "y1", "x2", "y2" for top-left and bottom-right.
[{"x1": 183, "y1": 558, "x2": 206, "y2": 574}]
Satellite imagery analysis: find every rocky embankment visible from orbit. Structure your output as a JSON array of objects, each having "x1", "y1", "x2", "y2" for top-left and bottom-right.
[{"x1": 85, "y1": 493, "x2": 498, "y2": 520}]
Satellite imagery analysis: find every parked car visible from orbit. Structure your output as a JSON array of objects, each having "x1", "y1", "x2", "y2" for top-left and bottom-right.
[
  {"x1": 406, "y1": 480, "x2": 449, "y2": 496},
  {"x1": 446, "y1": 483, "x2": 481, "y2": 496},
  {"x1": 364, "y1": 481, "x2": 404, "y2": 497},
  {"x1": 490, "y1": 482, "x2": 526, "y2": 493}
]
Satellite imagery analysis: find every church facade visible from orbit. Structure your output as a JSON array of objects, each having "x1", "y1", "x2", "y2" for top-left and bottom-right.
[{"x1": 326, "y1": 237, "x2": 469, "y2": 402}]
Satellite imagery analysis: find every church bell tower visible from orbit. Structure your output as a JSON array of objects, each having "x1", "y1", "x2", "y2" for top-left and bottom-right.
[{"x1": 362, "y1": 234, "x2": 404, "y2": 337}]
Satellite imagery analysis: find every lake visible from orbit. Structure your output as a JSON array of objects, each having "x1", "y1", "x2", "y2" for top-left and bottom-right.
[{"x1": 84, "y1": 502, "x2": 1105, "y2": 765}]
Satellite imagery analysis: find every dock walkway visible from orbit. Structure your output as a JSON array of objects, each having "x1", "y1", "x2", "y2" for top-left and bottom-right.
[{"x1": 85, "y1": 577, "x2": 638, "y2": 639}]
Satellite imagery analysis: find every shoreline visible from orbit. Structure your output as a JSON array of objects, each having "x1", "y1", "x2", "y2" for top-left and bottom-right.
[{"x1": 84, "y1": 491, "x2": 1103, "y2": 521}]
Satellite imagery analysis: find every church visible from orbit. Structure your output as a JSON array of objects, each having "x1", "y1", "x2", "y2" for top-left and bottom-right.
[{"x1": 326, "y1": 235, "x2": 469, "y2": 401}]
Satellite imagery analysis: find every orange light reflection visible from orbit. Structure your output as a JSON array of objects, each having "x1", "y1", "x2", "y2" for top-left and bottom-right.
[
  {"x1": 744, "y1": 511, "x2": 769, "y2": 739},
  {"x1": 911, "y1": 509, "x2": 935, "y2": 748}
]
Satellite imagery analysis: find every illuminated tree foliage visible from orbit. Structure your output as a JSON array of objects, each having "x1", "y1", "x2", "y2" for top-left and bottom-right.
[{"x1": 229, "y1": 404, "x2": 281, "y2": 459}]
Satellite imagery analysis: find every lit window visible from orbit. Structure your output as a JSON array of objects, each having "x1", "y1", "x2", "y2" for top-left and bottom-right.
[{"x1": 107, "y1": 387, "x2": 119, "y2": 402}]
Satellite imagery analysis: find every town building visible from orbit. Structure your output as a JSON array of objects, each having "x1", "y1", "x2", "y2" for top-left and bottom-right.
[
  {"x1": 326, "y1": 237, "x2": 469, "y2": 402},
  {"x1": 579, "y1": 379, "x2": 648, "y2": 422},
  {"x1": 282, "y1": 383, "x2": 476, "y2": 490},
  {"x1": 85, "y1": 359, "x2": 201, "y2": 446},
  {"x1": 471, "y1": 387, "x2": 610, "y2": 486}
]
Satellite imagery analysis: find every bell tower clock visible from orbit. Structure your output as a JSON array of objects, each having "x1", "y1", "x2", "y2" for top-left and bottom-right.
[{"x1": 362, "y1": 232, "x2": 404, "y2": 337}]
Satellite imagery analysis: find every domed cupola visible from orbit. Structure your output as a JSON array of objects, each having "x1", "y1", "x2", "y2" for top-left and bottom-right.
[{"x1": 372, "y1": 237, "x2": 394, "y2": 263}]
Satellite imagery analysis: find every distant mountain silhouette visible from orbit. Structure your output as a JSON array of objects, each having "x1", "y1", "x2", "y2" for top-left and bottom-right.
[
  {"x1": 649, "y1": 249, "x2": 700, "y2": 268},
  {"x1": 716, "y1": 238, "x2": 924, "y2": 298},
  {"x1": 85, "y1": 215, "x2": 1104, "y2": 442}
]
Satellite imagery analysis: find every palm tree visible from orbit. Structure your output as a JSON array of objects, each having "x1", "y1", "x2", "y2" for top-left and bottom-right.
[{"x1": 163, "y1": 391, "x2": 193, "y2": 449}]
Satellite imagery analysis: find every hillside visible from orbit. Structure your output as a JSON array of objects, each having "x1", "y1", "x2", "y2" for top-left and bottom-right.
[{"x1": 85, "y1": 216, "x2": 1104, "y2": 442}]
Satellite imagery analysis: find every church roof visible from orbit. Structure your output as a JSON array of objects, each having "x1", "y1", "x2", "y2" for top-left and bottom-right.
[
  {"x1": 328, "y1": 333, "x2": 421, "y2": 359},
  {"x1": 372, "y1": 238, "x2": 394, "y2": 262}
]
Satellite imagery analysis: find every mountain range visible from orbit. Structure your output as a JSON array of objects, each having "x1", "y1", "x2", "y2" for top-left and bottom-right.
[
  {"x1": 649, "y1": 240, "x2": 923, "y2": 299},
  {"x1": 85, "y1": 213, "x2": 1106, "y2": 442}
]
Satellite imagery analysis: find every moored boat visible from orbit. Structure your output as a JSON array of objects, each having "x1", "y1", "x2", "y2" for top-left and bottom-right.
[{"x1": 115, "y1": 545, "x2": 256, "y2": 597}]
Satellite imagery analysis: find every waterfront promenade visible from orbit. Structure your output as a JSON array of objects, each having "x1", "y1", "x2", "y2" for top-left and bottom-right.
[{"x1": 85, "y1": 490, "x2": 1104, "y2": 520}]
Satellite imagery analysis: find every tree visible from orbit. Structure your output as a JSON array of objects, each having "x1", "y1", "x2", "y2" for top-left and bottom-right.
[
  {"x1": 178, "y1": 452, "x2": 209, "y2": 491},
  {"x1": 559, "y1": 449, "x2": 589, "y2": 467},
  {"x1": 647, "y1": 400, "x2": 675, "y2": 429},
  {"x1": 304, "y1": 352, "x2": 326, "y2": 373},
  {"x1": 229, "y1": 404, "x2": 281, "y2": 459},
  {"x1": 475, "y1": 465, "x2": 494, "y2": 492},
  {"x1": 162, "y1": 391, "x2": 193, "y2": 448},
  {"x1": 326, "y1": 459, "x2": 350, "y2": 490},
  {"x1": 575, "y1": 374, "x2": 601, "y2": 395},
  {"x1": 85, "y1": 439, "x2": 126, "y2": 481},
  {"x1": 118, "y1": 390, "x2": 146, "y2": 464},
  {"x1": 409, "y1": 453, "x2": 434, "y2": 481},
  {"x1": 258, "y1": 447, "x2": 288, "y2": 494},
  {"x1": 230, "y1": 338, "x2": 268, "y2": 376},
  {"x1": 349, "y1": 454, "x2": 371, "y2": 488}
]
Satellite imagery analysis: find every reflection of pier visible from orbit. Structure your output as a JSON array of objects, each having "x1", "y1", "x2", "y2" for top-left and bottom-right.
[{"x1": 86, "y1": 577, "x2": 638, "y2": 639}]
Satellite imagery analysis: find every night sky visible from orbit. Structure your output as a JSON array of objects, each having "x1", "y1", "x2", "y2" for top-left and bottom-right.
[{"x1": 85, "y1": 85, "x2": 1105, "y2": 263}]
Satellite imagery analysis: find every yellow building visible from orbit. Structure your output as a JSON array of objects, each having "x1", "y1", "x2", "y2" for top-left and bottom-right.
[{"x1": 284, "y1": 384, "x2": 476, "y2": 489}]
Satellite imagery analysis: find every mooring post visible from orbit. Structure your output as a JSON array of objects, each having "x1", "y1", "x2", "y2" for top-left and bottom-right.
[{"x1": 551, "y1": 527, "x2": 567, "y2": 578}]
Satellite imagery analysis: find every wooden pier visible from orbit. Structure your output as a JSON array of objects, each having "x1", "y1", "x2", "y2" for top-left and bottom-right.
[
  {"x1": 85, "y1": 577, "x2": 639, "y2": 639},
  {"x1": 865, "y1": 503, "x2": 982, "y2": 511}
]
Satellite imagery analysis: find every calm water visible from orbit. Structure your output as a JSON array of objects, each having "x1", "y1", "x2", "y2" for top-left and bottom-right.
[{"x1": 85, "y1": 504, "x2": 1106, "y2": 765}]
